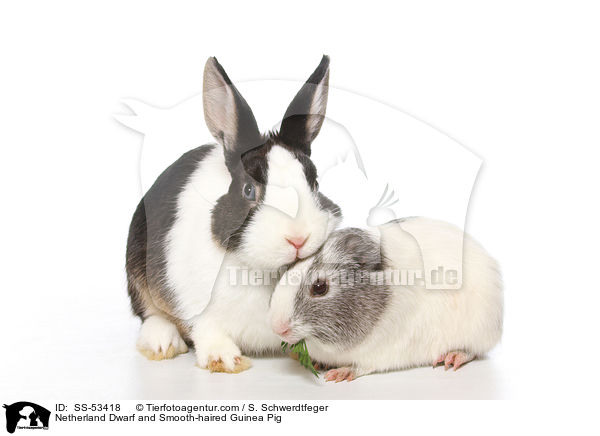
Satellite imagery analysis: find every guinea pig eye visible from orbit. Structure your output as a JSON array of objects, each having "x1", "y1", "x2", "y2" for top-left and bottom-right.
[
  {"x1": 310, "y1": 278, "x2": 329, "y2": 297},
  {"x1": 242, "y1": 183, "x2": 256, "y2": 201}
]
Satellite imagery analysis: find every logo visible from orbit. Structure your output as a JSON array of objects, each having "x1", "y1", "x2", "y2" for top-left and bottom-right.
[{"x1": 3, "y1": 402, "x2": 50, "y2": 433}]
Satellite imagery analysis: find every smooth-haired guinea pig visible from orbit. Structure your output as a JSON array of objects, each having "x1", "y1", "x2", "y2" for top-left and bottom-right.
[{"x1": 268, "y1": 217, "x2": 503, "y2": 381}]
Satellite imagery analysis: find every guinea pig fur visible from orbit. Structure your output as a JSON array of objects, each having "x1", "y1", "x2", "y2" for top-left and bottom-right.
[{"x1": 268, "y1": 217, "x2": 503, "y2": 381}]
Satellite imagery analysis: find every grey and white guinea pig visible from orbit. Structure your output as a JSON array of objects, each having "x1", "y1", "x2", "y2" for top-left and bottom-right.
[
  {"x1": 268, "y1": 217, "x2": 503, "y2": 381},
  {"x1": 126, "y1": 56, "x2": 342, "y2": 371}
]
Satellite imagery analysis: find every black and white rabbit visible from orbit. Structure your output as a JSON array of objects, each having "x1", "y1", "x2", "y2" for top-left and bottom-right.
[{"x1": 126, "y1": 56, "x2": 342, "y2": 372}]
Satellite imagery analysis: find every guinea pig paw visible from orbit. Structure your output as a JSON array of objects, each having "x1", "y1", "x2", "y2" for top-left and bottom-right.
[
  {"x1": 434, "y1": 351, "x2": 474, "y2": 371},
  {"x1": 324, "y1": 367, "x2": 356, "y2": 382}
]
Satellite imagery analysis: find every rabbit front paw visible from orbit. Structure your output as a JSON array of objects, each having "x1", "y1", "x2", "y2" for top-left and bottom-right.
[
  {"x1": 136, "y1": 315, "x2": 188, "y2": 361},
  {"x1": 195, "y1": 338, "x2": 251, "y2": 373}
]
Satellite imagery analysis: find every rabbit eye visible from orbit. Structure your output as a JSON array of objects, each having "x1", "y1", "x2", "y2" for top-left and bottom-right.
[
  {"x1": 242, "y1": 183, "x2": 256, "y2": 201},
  {"x1": 310, "y1": 278, "x2": 329, "y2": 297}
]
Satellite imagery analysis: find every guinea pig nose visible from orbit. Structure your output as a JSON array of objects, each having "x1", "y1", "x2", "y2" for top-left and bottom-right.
[
  {"x1": 273, "y1": 320, "x2": 291, "y2": 337},
  {"x1": 286, "y1": 236, "x2": 307, "y2": 250}
]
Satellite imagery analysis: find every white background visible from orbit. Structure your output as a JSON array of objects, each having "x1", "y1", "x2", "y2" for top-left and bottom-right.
[{"x1": 1, "y1": 0, "x2": 599, "y2": 434}]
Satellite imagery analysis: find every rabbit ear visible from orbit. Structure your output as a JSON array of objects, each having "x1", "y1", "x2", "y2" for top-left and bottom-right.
[
  {"x1": 279, "y1": 55, "x2": 330, "y2": 156},
  {"x1": 203, "y1": 57, "x2": 262, "y2": 157}
]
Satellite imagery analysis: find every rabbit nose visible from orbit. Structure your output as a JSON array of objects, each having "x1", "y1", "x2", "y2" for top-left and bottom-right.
[
  {"x1": 273, "y1": 320, "x2": 291, "y2": 337},
  {"x1": 286, "y1": 236, "x2": 307, "y2": 250}
]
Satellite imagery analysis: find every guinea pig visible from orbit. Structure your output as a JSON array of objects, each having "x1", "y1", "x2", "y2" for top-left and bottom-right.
[{"x1": 268, "y1": 217, "x2": 503, "y2": 381}]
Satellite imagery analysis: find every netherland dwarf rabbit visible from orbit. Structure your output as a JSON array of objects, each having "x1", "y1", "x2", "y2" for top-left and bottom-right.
[
  {"x1": 269, "y1": 217, "x2": 503, "y2": 381},
  {"x1": 126, "y1": 56, "x2": 342, "y2": 372}
]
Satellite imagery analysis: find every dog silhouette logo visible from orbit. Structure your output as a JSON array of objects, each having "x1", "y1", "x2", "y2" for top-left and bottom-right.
[{"x1": 3, "y1": 402, "x2": 50, "y2": 433}]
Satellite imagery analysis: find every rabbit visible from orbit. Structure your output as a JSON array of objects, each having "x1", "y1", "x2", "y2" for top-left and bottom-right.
[
  {"x1": 268, "y1": 217, "x2": 503, "y2": 381},
  {"x1": 126, "y1": 55, "x2": 343, "y2": 373}
]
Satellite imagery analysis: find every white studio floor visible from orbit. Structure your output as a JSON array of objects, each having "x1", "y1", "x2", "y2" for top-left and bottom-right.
[{"x1": 1, "y1": 287, "x2": 512, "y2": 400}]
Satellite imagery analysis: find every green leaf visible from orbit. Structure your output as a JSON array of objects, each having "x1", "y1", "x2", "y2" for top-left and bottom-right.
[
  {"x1": 280, "y1": 341, "x2": 288, "y2": 353},
  {"x1": 281, "y1": 339, "x2": 319, "y2": 377}
]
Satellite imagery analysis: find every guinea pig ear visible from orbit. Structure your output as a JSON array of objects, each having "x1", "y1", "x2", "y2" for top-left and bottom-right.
[
  {"x1": 335, "y1": 230, "x2": 384, "y2": 269},
  {"x1": 203, "y1": 57, "x2": 262, "y2": 158},
  {"x1": 278, "y1": 55, "x2": 330, "y2": 156}
]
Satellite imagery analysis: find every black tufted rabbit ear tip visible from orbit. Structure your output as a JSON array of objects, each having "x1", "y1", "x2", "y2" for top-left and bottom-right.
[
  {"x1": 308, "y1": 56, "x2": 330, "y2": 84},
  {"x1": 209, "y1": 56, "x2": 223, "y2": 67},
  {"x1": 204, "y1": 57, "x2": 229, "y2": 80},
  {"x1": 205, "y1": 56, "x2": 216, "y2": 68}
]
